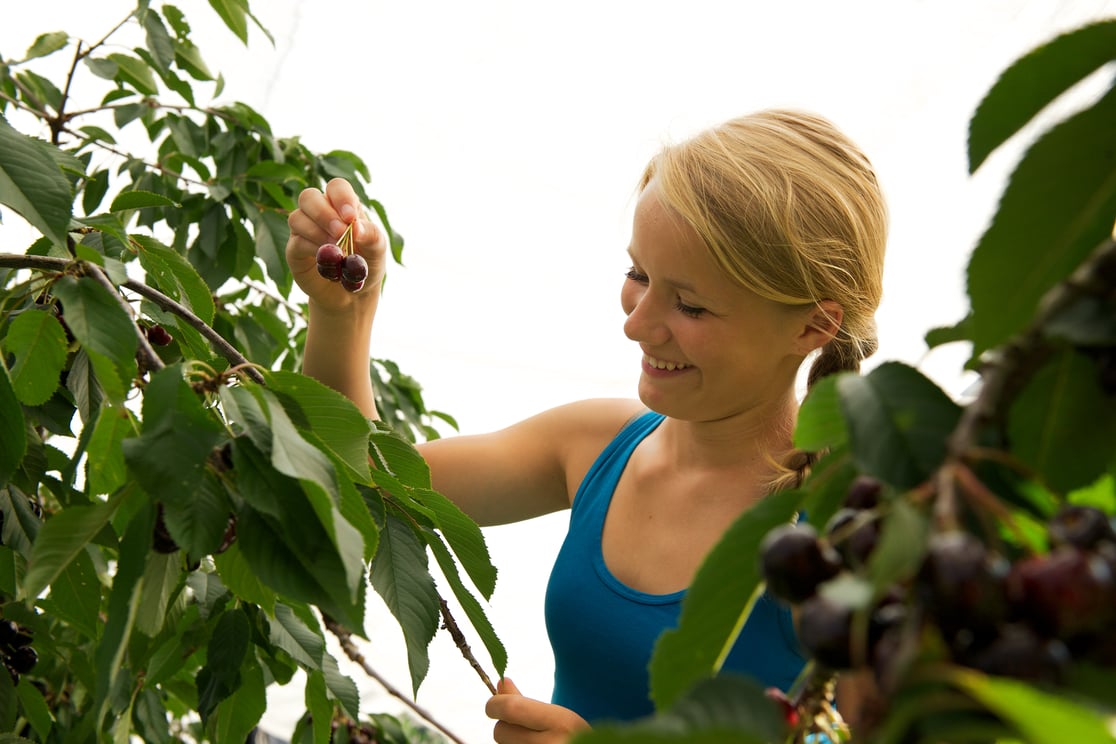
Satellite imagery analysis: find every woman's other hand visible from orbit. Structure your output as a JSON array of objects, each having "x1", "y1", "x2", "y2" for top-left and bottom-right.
[{"x1": 486, "y1": 677, "x2": 591, "y2": 744}]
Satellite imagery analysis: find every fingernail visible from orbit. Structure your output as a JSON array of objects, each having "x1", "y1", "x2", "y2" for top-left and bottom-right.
[
  {"x1": 328, "y1": 219, "x2": 345, "y2": 238},
  {"x1": 339, "y1": 204, "x2": 355, "y2": 222}
]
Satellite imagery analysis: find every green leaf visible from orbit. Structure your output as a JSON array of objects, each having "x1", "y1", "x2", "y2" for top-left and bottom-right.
[
  {"x1": 415, "y1": 487, "x2": 496, "y2": 599},
  {"x1": 1009, "y1": 348, "x2": 1116, "y2": 492},
  {"x1": 0, "y1": 115, "x2": 73, "y2": 247},
  {"x1": 36, "y1": 546, "x2": 101, "y2": 639},
  {"x1": 208, "y1": 0, "x2": 249, "y2": 43},
  {"x1": 4, "y1": 309, "x2": 67, "y2": 406},
  {"x1": 966, "y1": 84, "x2": 1116, "y2": 359},
  {"x1": 21, "y1": 496, "x2": 119, "y2": 600},
  {"x1": 649, "y1": 487, "x2": 802, "y2": 711},
  {"x1": 142, "y1": 9, "x2": 176, "y2": 69},
  {"x1": 969, "y1": 20, "x2": 1116, "y2": 172},
  {"x1": 836, "y1": 362, "x2": 962, "y2": 490},
  {"x1": 196, "y1": 607, "x2": 250, "y2": 723},
  {"x1": 0, "y1": 364, "x2": 27, "y2": 485},
  {"x1": 133, "y1": 234, "x2": 216, "y2": 324},
  {"x1": 793, "y1": 373, "x2": 848, "y2": 452},
  {"x1": 948, "y1": 668, "x2": 1116, "y2": 744},
  {"x1": 163, "y1": 469, "x2": 231, "y2": 558},
  {"x1": 0, "y1": 485, "x2": 40, "y2": 560},
  {"x1": 212, "y1": 652, "x2": 266, "y2": 744},
  {"x1": 925, "y1": 314, "x2": 973, "y2": 350},
  {"x1": 304, "y1": 671, "x2": 333, "y2": 744},
  {"x1": 106, "y1": 52, "x2": 159, "y2": 96},
  {"x1": 135, "y1": 551, "x2": 181, "y2": 637},
  {"x1": 369, "y1": 512, "x2": 441, "y2": 696},
  {"x1": 86, "y1": 403, "x2": 137, "y2": 497},
  {"x1": 253, "y1": 208, "x2": 291, "y2": 288},
  {"x1": 425, "y1": 533, "x2": 507, "y2": 676},
  {"x1": 864, "y1": 499, "x2": 930, "y2": 596},
  {"x1": 122, "y1": 364, "x2": 223, "y2": 499},
  {"x1": 14, "y1": 678, "x2": 52, "y2": 740},
  {"x1": 21, "y1": 31, "x2": 69, "y2": 61},
  {"x1": 369, "y1": 428, "x2": 432, "y2": 489},
  {"x1": 213, "y1": 543, "x2": 275, "y2": 614},
  {"x1": 109, "y1": 190, "x2": 180, "y2": 211},
  {"x1": 268, "y1": 603, "x2": 360, "y2": 719},
  {"x1": 51, "y1": 274, "x2": 137, "y2": 381},
  {"x1": 265, "y1": 370, "x2": 372, "y2": 482}
]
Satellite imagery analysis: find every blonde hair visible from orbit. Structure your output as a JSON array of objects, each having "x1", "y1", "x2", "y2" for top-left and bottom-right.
[{"x1": 639, "y1": 109, "x2": 889, "y2": 487}]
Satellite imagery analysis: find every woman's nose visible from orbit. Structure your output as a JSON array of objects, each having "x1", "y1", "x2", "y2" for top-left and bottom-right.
[{"x1": 622, "y1": 289, "x2": 670, "y2": 346}]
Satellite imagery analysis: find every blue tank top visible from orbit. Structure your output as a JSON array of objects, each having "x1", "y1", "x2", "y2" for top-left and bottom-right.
[{"x1": 544, "y1": 411, "x2": 807, "y2": 723}]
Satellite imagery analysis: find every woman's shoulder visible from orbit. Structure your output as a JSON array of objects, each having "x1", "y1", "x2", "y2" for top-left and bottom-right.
[{"x1": 533, "y1": 398, "x2": 651, "y2": 439}]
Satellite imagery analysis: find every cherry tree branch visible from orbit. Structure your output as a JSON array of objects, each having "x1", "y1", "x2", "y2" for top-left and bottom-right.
[{"x1": 322, "y1": 617, "x2": 469, "y2": 744}]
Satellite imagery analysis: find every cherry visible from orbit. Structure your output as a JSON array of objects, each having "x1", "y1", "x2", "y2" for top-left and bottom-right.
[
  {"x1": 340, "y1": 254, "x2": 368, "y2": 292},
  {"x1": 797, "y1": 594, "x2": 854, "y2": 669},
  {"x1": 316, "y1": 243, "x2": 345, "y2": 281},
  {"x1": 6, "y1": 645, "x2": 37, "y2": 674},
  {"x1": 844, "y1": 475, "x2": 883, "y2": 510},
  {"x1": 760, "y1": 523, "x2": 842, "y2": 603},
  {"x1": 1047, "y1": 505, "x2": 1115, "y2": 550},
  {"x1": 918, "y1": 531, "x2": 1009, "y2": 639},
  {"x1": 961, "y1": 623, "x2": 1068, "y2": 683},
  {"x1": 1006, "y1": 546, "x2": 1116, "y2": 642},
  {"x1": 146, "y1": 324, "x2": 174, "y2": 346}
]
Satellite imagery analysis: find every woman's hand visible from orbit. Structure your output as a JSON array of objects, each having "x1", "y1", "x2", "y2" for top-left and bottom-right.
[
  {"x1": 486, "y1": 678, "x2": 590, "y2": 744},
  {"x1": 286, "y1": 177, "x2": 386, "y2": 317}
]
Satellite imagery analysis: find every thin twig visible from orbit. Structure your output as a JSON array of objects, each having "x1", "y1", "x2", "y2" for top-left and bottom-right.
[
  {"x1": 322, "y1": 617, "x2": 469, "y2": 744},
  {"x1": 440, "y1": 599, "x2": 497, "y2": 695}
]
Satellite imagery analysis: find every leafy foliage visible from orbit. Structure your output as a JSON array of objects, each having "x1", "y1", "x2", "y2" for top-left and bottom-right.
[{"x1": 0, "y1": 3, "x2": 498, "y2": 741}]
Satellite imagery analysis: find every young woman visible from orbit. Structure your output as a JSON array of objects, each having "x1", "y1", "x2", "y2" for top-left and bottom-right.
[{"x1": 285, "y1": 109, "x2": 888, "y2": 743}]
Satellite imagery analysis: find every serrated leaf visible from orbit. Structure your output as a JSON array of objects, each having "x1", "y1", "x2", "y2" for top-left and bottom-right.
[
  {"x1": 415, "y1": 487, "x2": 496, "y2": 598},
  {"x1": 969, "y1": 20, "x2": 1116, "y2": 172},
  {"x1": 162, "y1": 468, "x2": 231, "y2": 558},
  {"x1": 21, "y1": 31, "x2": 69, "y2": 61},
  {"x1": 133, "y1": 234, "x2": 215, "y2": 324},
  {"x1": 122, "y1": 364, "x2": 223, "y2": 499},
  {"x1": 0, "y1": 115, "x2": 73, "y2": 247},
  {"x1": 4, "y1": 309, "x2": 67, "y2": 406},
  {"x1": 268, "y1": 603, "x2": 360, "y2": 719},
  {"x1": 21, "y1": 496, "x2": 118, "y2": 600},
  {"x1": 14, "y1": 678, "x2": 51, "y2": 740},
  {"x1": 304, "y1": 671, "x2": 332, "y2": 744},
  {"x1": 142, "y1": 9, "x2": 176, "y2": 69},
  {"x1": 369, "y1": 512, "x2": 440, "y2": 696},
  {"x1": 369, "y1": 429, "x2": 432, "y2": 488},
  {"x1": 1009, "y1": 347, "x2": 1116, "y2": 492},
  {"x1": 0, "y1": 365, "x2": 27, "y2": 485},
  {"x1": 967, "y1": 85, "x2": 1116, "y2": 359},
  {"x1": 86, "y1": 403, "x2": 137, "y2": 497},
  {"x1": 208, "y1": 0, "x2": 249, "y2": 43},
  {"x1": 425, "y1": 533, "x2": 507, "y2": 676},
  {"x1": 649, "y1": 487, "x2": 802, "y2": 710},
  {"x1": 253, "y1": 209, "x2": 291, "y2": 288},
  {"x1": 109, "y1": 189, "x2": 180, "y2": 211},
  {"x1": 0, "y1": 485, "x2": 39, "y2": 560},
  {"x1": 265, "y1": 370, "x2": 371, "y2": 482},
  {"x1": 836, "y1": 362, "x2": 962, "y2": 490}
]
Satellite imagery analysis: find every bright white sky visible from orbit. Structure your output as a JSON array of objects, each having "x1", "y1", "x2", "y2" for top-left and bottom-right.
[{"x1": 4, "y1": 1, "x2": 1116, "y2": 741}]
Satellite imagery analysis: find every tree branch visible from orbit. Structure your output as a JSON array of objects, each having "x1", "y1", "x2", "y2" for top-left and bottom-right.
[
  {"x1": 322, "y1": 617, "x2": 469, "y2": 744},
  {"x1": 0, "y1": 252, "x2": 265, "y2": 384},
  {"x1": 80, "y1": 260, "x2": 165, "y2": 375}
]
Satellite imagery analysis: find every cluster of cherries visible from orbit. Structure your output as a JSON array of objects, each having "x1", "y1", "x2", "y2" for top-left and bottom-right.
[
  {"x1": 760, "y1": 475, "x2": 1116, "y2": 690},
  {"x1": 316, "y1": 221, "x2": 368, "y2": 292},
  {"x1": 1, "y1": 618, "x2": 37, "y2": 685}
]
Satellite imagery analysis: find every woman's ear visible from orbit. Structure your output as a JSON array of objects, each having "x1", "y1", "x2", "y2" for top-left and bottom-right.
[{"x1": 794, "y1": 300, "x2": 843, "y2": 355}]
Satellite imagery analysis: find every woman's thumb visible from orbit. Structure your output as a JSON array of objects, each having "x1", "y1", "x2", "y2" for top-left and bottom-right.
[{"x1": 497, "y1": 677, "x2": 521, "y2": 695}]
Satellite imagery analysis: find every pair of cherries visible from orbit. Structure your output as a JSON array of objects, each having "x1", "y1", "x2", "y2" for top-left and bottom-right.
[{"x1": 315, "y1": 221, "x2": 368, "y2": 292}]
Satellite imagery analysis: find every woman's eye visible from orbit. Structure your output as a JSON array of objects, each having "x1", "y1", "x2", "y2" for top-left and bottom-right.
[
  {"x1": 625, "y1": 268, "x2": 648, "y2": 283},
  {"x1": 675, "y1": 301, "x2": 706, "y2": 318}
]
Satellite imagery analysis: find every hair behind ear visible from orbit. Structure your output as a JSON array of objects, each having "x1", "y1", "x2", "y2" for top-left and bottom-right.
[{"x1": 806, "y1": 331, "x2": 878, "y2": 390}]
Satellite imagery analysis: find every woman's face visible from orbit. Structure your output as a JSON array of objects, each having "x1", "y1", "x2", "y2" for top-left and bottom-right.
[{"x1": 620, "y1": 180, "x2": 810, "y2": 423}]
